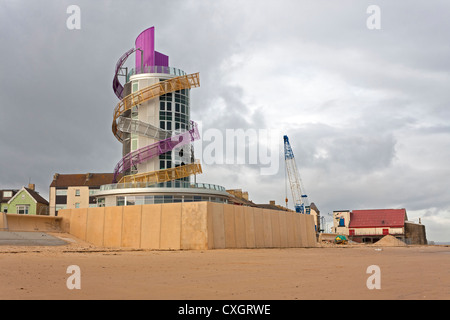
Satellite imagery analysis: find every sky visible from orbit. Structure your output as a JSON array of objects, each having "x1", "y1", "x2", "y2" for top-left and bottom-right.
[{"x1": 0, "y1": 0, "x2": 449, "y2": 242}]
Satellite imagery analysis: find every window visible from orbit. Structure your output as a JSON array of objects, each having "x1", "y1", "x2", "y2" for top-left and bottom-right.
[
  {"x1": 117, "y1": 196, "x2": 125, "y2": 206},
  {"x1": 144, "y1": 196, "x2": 154, "y2": 205},
  {"x1": 383, "y1": 229, "x2": 389, "y2": 235},
  {"x1": 75, "y1": 203, "x2": 80, "y2": 209},
  {"x1": 75, "y1": 189, "x2": 80, "y2": 196},
  {"x1": 132, "y1": 138, "x2": 138, "y2": 151},
  {"x1": 3, "y1": 191, "x2": 12, "y2": 198},
  {"x1": 339, "y1": 218, "x2": 345, "y2": 227},
  {"x1": 97, "y1": 198, "x2": 105, "y2": 207},
  {"x1": 349, "y1": 229, "x2": 355, "y2": 236},
  {"x1": 56, "y1": 189, "x2": 67, "y2": 196},
  {"x1": 16, "y1": 205, "x2": 29, "y2": 215},
  {"x1": 55, "y1": 205, "x2": 67, "y2": 213}
]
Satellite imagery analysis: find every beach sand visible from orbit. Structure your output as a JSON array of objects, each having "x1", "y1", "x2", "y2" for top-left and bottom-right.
[{"x1": 0, "y1": 233, "x2": 449, "y2": 300}]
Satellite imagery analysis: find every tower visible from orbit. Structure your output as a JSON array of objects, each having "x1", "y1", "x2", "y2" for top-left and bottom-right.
[
  {"x1": 96, "y1": 27, "x2": 230, "y2": 207},
  {"x1": 114, "y1": 27, "x2": 197, "y2": 182}
]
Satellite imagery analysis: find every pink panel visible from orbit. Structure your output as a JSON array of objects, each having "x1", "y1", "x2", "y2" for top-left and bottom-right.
[
  {"x1": 135, "y1": 27, "x2": 155, "y2": 70},
  {"x1": 135, "y1": 27, "x2": 169, "y2": 70}
]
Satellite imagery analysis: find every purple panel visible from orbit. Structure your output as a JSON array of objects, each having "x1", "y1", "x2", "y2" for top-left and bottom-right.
[
  {"x1": 155, "y1": 51, "x2": 169, "y2": 67},
  {"x1": 135, "y1": 27, "x2": 169, "y2": 70},
  {"x1": 135, "y1": 27, "x2": 155, "y2": 70},
  {"x1": 113, "y1": 121, "x2": 199, "y2": 182}
]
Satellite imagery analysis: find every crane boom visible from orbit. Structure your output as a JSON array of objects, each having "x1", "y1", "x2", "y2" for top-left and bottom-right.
[{"x1": 283, "y1": 135, "x2": 310, "y2": 214}]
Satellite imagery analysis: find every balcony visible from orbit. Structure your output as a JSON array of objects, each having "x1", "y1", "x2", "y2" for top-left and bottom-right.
[
  {"x1": 99, "y1": 181, "x2": 226, "y2": 192},
  {"x1": 127, "y1": 66, "x2": 186, "y2": 81}
]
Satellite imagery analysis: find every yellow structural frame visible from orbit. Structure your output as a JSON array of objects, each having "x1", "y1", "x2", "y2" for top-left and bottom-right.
[
  {"x1": 118, "y1": 161, "x2": 203, "y2": 185},
  {"x1": 112, "y1": 72, "x2": 200, "y2": 141}
]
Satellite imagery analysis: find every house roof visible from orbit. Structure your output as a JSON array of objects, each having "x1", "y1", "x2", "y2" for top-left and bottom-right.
[
  {"x1": 50, "y1": 173, "x2": 115, "y2": 188},
  {"x1": 349, "y1": 209, "x2": 407, "y2": 228},
  {"x1": 0, "y1": 190, "x2": 19, "y2": 203},
  {"x1": 25, "y1": 188, "x2": 49, "y2": 205},
  {"x1": 7, "y1": 187, "x2": 49, "y2": 206}
]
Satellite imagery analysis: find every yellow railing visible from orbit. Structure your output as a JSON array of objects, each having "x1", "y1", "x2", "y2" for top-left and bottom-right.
[
  {"x1": 112, "y1": 73, "x2": 200, "y2": 141},
  {"x1": 118, "y1": 161, "x2": 203, "y2": 184}
]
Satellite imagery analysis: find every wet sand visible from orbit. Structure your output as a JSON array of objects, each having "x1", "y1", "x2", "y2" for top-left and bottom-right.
[{"x1": 0, "y1": 233, "x2": 449, "y2": 300}]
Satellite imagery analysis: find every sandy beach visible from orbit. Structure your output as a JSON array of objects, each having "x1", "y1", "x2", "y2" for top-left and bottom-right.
[{"x1": 0, "y1": 233, "x2": 449, "y2": 300}]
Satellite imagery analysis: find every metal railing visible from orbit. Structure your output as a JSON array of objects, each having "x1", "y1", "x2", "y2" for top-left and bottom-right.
[
  {"x1": 99, "y1": 181, "x2": 226, "y2": 192},
  {"x1": 127, "y1": 66, "x2": 186, "y2": 81}
]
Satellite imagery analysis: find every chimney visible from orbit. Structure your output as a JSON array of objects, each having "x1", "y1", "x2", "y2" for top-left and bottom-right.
[
  {"x1": 53, "y1": 173, "x2": 59, "y2": 180},
  {"x1": 269, "y1": 200, "x2": 276, "y2": 206},
  {"x1": 28, "y1": 184, "x2": 35, "y2": 191}
]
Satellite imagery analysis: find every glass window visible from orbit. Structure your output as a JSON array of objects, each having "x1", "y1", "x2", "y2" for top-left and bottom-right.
[
  {"x1": 117, "y1": 196, "x2": 125, "y2": 206},
  {"x1": 75, "y1": 189, "x2": 80, "y2": 196},
  {"x1": 16, "y1": 205, "x2": 29, "y2": 215},
  {"x1": 75, "y1": 203, "x2": 80, "y2": 209},
  {"x1": 135, "y1": 196, "x2": 145, "y2": 205},
  {"x1": 3, "y1": 191, "x2": 12, "y2": 197},
  {"x1": 131, "y1": 106, "x2": 138, "y2": 119},
  {"x1": 56, "y1": 205, "x2": 67, "y2": 211},
  {"x1": 144, "y1": 196, "x2": 154, "y2": 205},
  {"x1": 56, "y1": 189, "x2": 67, "y2": 196},
  {"x1": 132, "y1": 82, "x2": 139, "y2": 92},
  {"x1": 97, "y1": 198, "x2": 105, "y2": 207},
  {"x1": 154, "y1": 196, "x2": 163, "y2": 204},
  {"x1": 173, "y1": 197, "x2": 182, "y2": 203},
  {"x1": 126, "y1": 196, "x2": 135, "y2": 206}
]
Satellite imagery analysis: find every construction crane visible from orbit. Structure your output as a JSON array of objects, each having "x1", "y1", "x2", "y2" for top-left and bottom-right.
[{"x1": 283, "y1": 135, "x2": 310, "y2": 214}]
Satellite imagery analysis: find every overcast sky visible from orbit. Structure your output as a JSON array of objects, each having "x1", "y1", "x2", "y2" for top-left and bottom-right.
[{"x1": 1, "y1": 0, "x2": 449, "y2": 242}]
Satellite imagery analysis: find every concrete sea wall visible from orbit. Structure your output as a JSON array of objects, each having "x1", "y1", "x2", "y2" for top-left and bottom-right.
[{"x1": 58, "y1": 202, "x2": 317, "y2": 250}]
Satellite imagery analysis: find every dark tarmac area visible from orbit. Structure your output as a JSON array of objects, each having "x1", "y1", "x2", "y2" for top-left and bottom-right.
[{"x1": 0, "y1": 231, "x2": 67, "y2": 246}]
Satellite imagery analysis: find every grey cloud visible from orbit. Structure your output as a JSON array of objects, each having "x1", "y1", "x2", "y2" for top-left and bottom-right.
[{"x1": 1, "y1": 0, "x2": 449, "y2": 241}]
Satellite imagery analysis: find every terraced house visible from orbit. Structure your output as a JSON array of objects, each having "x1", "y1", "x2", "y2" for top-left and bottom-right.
[{"x1": 49, "y1": 173, "x2": 115, "y2": 216}]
